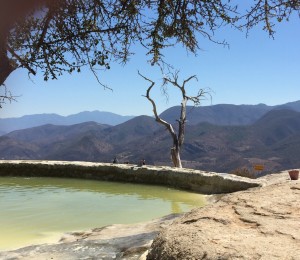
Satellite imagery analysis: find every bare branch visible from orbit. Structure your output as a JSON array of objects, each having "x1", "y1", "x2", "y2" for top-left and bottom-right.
[
  {"x1": 139, "y1": 70, "x2": 177, "y2": 142},
  {"x1": 140, "y1": 70, "x2": 209, "y2": 168},
  {"x1": 35, "y1": 8, "x2": 55, "y2": 53},
  {"x1": 163, "y1": 73, "x2": 203, "y2": 106},
  {"x1": 7, "y1": 46, "x2": 36, "y2": 75},
  {"x1": 183, "y1": 75, "x2": 198, "y2": 89},
  {"x1": 0, "y1": 84, "x2": 18, "y2": 108}
]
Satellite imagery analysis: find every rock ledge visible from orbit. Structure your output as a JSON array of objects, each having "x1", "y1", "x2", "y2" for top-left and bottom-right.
[
  {"x1": 0, "y1": 160, "x2": 260, "y2": 194},
  {"x1": 147, "y1": 172, "x2": 300, "y2": 259}
]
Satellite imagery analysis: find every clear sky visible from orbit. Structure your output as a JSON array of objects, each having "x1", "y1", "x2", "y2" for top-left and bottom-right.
[{"x1": 1, "y1": 14, "x2": 299, "y2": 119}]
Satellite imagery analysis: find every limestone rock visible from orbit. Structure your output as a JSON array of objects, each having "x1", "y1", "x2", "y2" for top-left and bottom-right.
[
  {"x1": 147, "y1": 174, "x2": 300, "y2": 259},
  {"x1": 0, "y1": 160, "x2": 261, "y2": 194}
]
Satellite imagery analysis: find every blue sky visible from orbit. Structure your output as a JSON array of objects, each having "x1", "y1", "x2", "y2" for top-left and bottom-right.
[{"x1": 1, "y1": 14, "x2": 299, "y2": 118}]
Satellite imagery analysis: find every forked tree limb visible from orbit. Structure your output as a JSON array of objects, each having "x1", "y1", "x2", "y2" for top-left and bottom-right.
[
  {"x1": 0, "y1": 85, "x2": 18, "y2": 108},
  {"x1": 7, "y1": 46, "x2": 36, "y2": 76},
  {"x1": 140, "y1": 70, "x2": 209, "y2": 168},
  {"x1": 163, "y1": 72, "x2": 208, "y2": 147},
  {"x1": 138, "y1": 70, "x2": 178, "y2": 146}
]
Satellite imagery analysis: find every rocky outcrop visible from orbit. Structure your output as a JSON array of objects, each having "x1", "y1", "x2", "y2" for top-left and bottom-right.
[
  {"x1": 0, "y1": 160, "x2": 260, "y2": 194},
  {"x1": 147, "y1": 172, "x2": 300, "y2": 259}
]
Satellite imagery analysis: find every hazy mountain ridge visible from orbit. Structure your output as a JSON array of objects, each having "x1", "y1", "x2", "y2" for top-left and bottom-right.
[
  {"x1": 0, "y1": 111, "x2": 135, "y2": 134},
  {"x1": 1, "y1": 108, "x2": 300, "y2": 173},
  {"x1": 1, "y1": 100, "x2": 300, "y2": 135},
  {"x1": 160, "y1": 100, "x2": 300, "y2": 126}
]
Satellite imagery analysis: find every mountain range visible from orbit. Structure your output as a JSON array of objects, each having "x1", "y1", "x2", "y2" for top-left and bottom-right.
[
  {"x1": 1, "y1": 100, "x2": 300, "y2": 135},
  {"x1": 0, "y1": 111, "x2": 135, "y2": 134},
  {"x1": 160, "y1": 100, "x2": 300, "y2": 126},
  {"x1": 1, "y1": 101, "x2": 300, "y2": 174}
]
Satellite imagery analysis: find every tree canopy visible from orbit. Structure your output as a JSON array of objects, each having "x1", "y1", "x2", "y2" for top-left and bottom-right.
[{"x1": 0, "y1": 0, "x2": 299, "y2": 106}]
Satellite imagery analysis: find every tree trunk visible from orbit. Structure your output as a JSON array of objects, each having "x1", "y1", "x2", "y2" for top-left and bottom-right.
[
  {"x1": 141, "y1": 72, "x2": 202, "y2": 169},
  {"x1": 0, "y1": 57, "x2": 15, "y2": 86},
  {"x1": 171, "y1": 147, "x2": 182, "y2": 168},
  {"x1": 0, "y1": 36, "x2": 15, "y2": 86}
]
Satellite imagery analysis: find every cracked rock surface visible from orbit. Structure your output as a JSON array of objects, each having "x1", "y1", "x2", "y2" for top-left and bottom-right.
[{"x1": 147, "y1": 173, "x2": 300, "y2": 260}]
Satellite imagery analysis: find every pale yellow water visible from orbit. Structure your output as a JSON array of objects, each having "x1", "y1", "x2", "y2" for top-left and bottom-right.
[{"x1": 0, "y1": 177, "x2": 206, "y2": 251}]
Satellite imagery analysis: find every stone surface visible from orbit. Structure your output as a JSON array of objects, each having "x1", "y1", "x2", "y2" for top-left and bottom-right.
[
  {"x1": 0, "y1": 160, "x2": 260, "y2": 194},
  {"x1": 0, "y1": 214, "x2": 180, "y2": 260},
  {"x1": 147, "y1": 172, "x2": 300, "y2": 260}
]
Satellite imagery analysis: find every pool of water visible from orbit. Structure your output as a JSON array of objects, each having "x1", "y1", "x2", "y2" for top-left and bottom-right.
[{"x1": 0, "y1": 177, "x2": 206, "y2": 251}]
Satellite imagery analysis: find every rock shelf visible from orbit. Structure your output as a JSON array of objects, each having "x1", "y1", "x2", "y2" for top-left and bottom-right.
[{"x1": 0, "y1": 160, "x2": 260, "y2": 194}]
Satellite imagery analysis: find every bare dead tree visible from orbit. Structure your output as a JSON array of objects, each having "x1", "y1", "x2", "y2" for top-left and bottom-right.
[{"x1": 139, "y1": 71, "x2": 209, "y2": 168}]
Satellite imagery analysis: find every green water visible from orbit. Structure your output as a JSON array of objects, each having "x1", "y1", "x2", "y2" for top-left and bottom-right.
[{"x1": 0, "y1": 177, "x2": 206, "y2": 251}]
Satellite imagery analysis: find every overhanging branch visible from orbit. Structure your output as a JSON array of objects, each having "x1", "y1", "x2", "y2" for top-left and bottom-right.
[{"x1": 7, "y1": 46, "x2": 36, "y2": 75}]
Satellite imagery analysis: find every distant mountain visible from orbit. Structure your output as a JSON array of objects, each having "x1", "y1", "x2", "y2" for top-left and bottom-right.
[
  {"x1": 160, "y1": 104, "x2": 271, "y2": 126},
  {"x1": 277, "y1": 100, "x2": 300, "y2": 111},
  {"x1": 0, "y1": 116, "x2": 153, "y2": 162},
  {"x1": 180, "y1": 109, "x2": 300, "y2": 172},
  {"x1": 0, "y1": 111, "x2": 135, "y2": 134},
  {"x1": 6, "y1": 121, "x2": 109, "y2": 145},
  {"x1": 2, "y1": 100, "x2": 300, "y2": 135},
  {"x1": 160, "y1": 100, "x2": 300, "y2": 126},
  {"x1": 0, "y1": 135, "x2": 39, "y2": 160},
  {"x1": 2, "y1": 122, "x2": 110, "y2": 161},
  {"x1": 1, "y1": 109, "x2": 300, "y2": 173},
  {"x1": 103, "y1": 115, "x2": 162, "y2": 144},
  {"x1": 253, "y1": 109, "x2": 300, "y2": 145}
]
